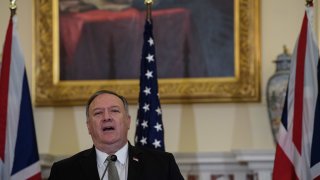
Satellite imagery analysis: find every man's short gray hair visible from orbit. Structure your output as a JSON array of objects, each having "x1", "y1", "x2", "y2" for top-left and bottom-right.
[{"x1": 85, "y1": 90, "x2": 129, "y2": 118}]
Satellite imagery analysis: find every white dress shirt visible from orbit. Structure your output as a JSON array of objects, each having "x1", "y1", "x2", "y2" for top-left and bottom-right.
[{"x1": 96, "y1": 143, "x2": 129, "y2": 180}]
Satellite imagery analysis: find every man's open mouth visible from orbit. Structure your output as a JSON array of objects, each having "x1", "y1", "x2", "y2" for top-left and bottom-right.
[{"x1": 102, "y1": 126, "x2": 115, "y2": 131}]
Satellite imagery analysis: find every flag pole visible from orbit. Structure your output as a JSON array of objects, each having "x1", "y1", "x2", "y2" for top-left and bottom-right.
[
  {"x1": 9, "y1": 0, "x2": 17, "y2": 17},
  {"x1": 145, "y1": 0, "x2": 153, "y2": 22}
]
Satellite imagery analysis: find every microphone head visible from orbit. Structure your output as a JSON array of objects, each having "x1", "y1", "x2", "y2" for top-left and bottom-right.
[{"x1": 110, "y1": 155, "x2": 117, "y2": 162}]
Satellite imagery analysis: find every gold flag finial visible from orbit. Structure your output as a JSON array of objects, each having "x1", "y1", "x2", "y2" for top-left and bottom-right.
[
  {"x1": 144, "y1": 0, "x2": 153, "y2": 5},
  {"x1": 306, "y1": 0, "x2": 313, "y2": 6},
  {"x1": 9, "y1": 0, "x2": 17, "y2": 16},
  {"x1": 145, "y1": 0, "x2": 152, "y2": 22},
  {"x1": 283, "y1": 45, "x2": 289, "y2": 55}
]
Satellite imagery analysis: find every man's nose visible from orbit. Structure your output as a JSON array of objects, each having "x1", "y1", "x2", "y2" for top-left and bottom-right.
[{"x1": 103, "y1": 111, "x2": 113, "y2": 121}]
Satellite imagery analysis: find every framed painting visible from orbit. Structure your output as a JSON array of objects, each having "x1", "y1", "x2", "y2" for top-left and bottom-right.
[{"x1": 34, "y1": 0, "x2": 260, "y2": 106}]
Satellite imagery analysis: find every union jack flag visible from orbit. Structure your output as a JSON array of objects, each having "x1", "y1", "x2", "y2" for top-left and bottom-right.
[
  {"x1": 0, "y1": 15, "x2": 41, "y2": 179},
  {"x1": 273, "y1": 3, "x2": 320, "y2": 180},
  {"x1": 134, "y1": 19, "x2": 165, "y2": 151}
]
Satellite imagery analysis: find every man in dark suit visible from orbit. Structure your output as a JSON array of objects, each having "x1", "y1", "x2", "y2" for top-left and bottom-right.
[{"x1": 48, "y1": 90, "x2": 184, "y2": 180}]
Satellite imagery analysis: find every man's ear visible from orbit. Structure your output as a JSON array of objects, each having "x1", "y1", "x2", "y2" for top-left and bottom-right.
[
  {"x1": 127, "y1": 115, "x2": 131, "y2": 130},
  {"x1": 86, "y1": 119, "x2": 91, "y2": 135}
]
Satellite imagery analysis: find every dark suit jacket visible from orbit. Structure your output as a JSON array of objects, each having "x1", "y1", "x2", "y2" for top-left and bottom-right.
[{"x1": 48, "y1": 143, "x2": 184, "y2": 180}]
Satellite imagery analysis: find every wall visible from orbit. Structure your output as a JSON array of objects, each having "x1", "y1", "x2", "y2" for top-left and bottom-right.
[{"x1": 0, "y1": 0, "x2": 314, "y2": 156}]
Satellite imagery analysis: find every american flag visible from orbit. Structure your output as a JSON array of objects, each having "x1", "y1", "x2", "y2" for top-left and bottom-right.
[
  {"x1": 0, "y1": 15, "x2": 41, "y2": 179},
  {"x1": 135, "y1": 19, "x2": 165, "y2": 151},
  {"x1": 273, "y1": 3, "x2": 320, "y2": 179}
]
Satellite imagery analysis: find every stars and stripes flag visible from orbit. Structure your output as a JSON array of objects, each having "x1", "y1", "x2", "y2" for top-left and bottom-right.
[
  {"x1": 273, "y1": 3, "x2": 320, "y2": 180},
  {"x1": 134, "y1": 19, "x2": 165, "y2": 151},
  {"x1": 0, "y1": 15, "x2": 41, "y2": 179}
]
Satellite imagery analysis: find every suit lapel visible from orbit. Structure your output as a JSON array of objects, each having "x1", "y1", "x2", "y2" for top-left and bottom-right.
[
  {"x1": 127, "y1": 144, "x2": 143, "y2": 180},
  {"x1": 79, "y1": 146, "x2": 100, "y2": 180},
  {"x1": 77, "y1": 144, "x2": 145, "y2": 180}
]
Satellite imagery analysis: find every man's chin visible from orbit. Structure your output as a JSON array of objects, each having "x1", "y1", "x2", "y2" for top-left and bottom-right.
[{"x1": 101, "y1": 137, "x2": 119, "y2": 146}]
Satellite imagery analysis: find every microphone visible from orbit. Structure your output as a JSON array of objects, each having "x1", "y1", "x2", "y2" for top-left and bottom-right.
[
  {"x1": 100, "y1": 155, "x2": 117, "y2": 180},
  {"x1": 110, "y1": 155, "x2": 117, "y2": 162}
]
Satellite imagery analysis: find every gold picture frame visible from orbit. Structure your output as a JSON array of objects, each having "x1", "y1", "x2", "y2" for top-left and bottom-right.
[{"x1": 34, "y1": 0, "x2": 260, "y2": 106}]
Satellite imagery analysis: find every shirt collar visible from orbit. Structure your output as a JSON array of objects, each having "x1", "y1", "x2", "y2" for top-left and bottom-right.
[
  {"x1": 95, "y1": 142, "x2": 128, "y2": 168},
  {"x1": 115, "y1": 142, "x2": 128, "y2": 165},
  {"x1": 96, "y1": 148, "x2": 107, "y2": 168}
]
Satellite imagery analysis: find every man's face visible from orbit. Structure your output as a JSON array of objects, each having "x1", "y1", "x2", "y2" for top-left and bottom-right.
[{"x1": 87, "y1": 93, "x2": 131, "y2": 151}]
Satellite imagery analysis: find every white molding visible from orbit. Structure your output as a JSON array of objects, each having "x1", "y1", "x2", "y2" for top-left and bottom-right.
[
  {"x1": 40, "y1": 150, "x2": 275, "y2": 180},
  {"x1": 175, "y1": 150, "x2": 275, "y2": 180}
]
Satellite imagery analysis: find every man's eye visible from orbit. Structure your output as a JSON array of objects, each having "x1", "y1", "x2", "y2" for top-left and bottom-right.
[
  {"x1": 111, "y1": 109, "x2": 120, "y2": 113},
  {"x1": 94, "y1": 111, "x2": 102, "y2": 116}
]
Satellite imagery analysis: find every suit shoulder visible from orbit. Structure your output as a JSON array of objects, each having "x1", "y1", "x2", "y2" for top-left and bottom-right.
[
  {"x1": 52, "y1": 148, "x2": 93, "y2": 167},
  {"x1": 49, "y1": 148, "x2": 99, "y2": 180},
  {"x1": 133, "y1": 146, "x2": 176, "y2": 162},
  {"x1": 129, "y1": 146, "x2": 184, "y2": 179}
]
